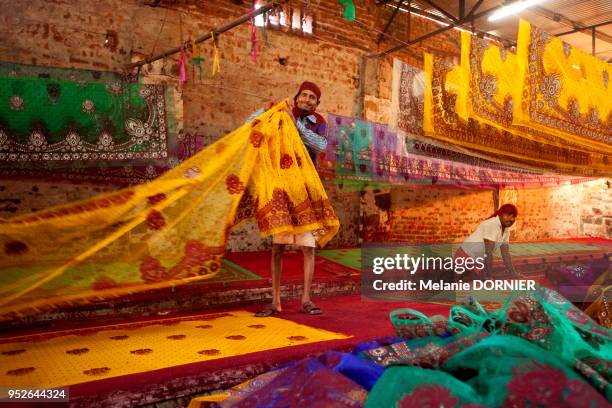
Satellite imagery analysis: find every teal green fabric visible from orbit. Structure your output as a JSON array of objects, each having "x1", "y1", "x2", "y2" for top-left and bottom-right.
[
  {"x1": 0, "y1": 62, "x2": 144, "y2": 145},
  {"x1": 335, "y1": 119, "x2": 372, "y2": 180},
  {"x1": 365, "y1": 289, "x2": 611, "y2": 407},
  {"x1": 338, "y1": 0, "x2": 356, "y2": 21},
  {"x1": 0, "y1": 62, "x2": 176, "y2": 184},
  {"x1": 443, "y1": 335, "x2": 609, "y2": 407}
]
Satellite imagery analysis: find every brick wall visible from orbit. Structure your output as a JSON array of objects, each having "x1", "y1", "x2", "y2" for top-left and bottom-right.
[
  {"x1": 388, "y1": 187, "x2": 494, "y2": 243},
  {"x1": 580, "y1": 179, "x2": 612, "y2": 238},
  {"x1": 0, "y1": 180, "x2": 118, "y2": 218},
  {"x1": 382, "y1": 181, "x2": 611, "y2": 244},
  {"x1": 499, "y1": 185, "x2": 582, "y2": 241},
  {"x1": 3, "y1": 180, "x2": 607, "y2": 248}
]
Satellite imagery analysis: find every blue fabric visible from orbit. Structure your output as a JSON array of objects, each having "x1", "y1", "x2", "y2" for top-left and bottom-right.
[
  {"x1": 352, "y1": 337, "x2": 404, "y2": 356},
  {"x1": 318, "y1": 351, "x2": 385, "y2": 391}
]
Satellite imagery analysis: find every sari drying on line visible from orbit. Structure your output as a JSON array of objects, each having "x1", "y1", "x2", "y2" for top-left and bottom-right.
[
  {"x1": 326, "y1": 113, "x2": 590, "y2": 189},
  {"x1": 0, "y1": 101, "x2": 339, "y2": 320}
]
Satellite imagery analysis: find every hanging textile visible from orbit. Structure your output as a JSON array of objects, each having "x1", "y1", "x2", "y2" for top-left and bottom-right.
[
  {"x1": 371, "y1": 121, "x2": 401, "y2": 180},
  {"x1": 0, "y1": 62, "x2": 173, "y2": 165},
  {"x1": 179, "y1": 48, "x2": 188, "y2": 84},
  {"x1": 409, "y1": 139, "x2": 543, "y2": 175},
  {"x1": 390, "y1": 58, "x2": 425, "y2": 140},
  {"x1": 0, "y1": 100, "x2": 339, "y2": 319},
  {"x1": 389, "y1": 58, "x2": 601, "y2": 176},
  {"x1": 514, "y1": 19, "x2": 612, "y2": 151},
  {"x1": 338, "y1": 0, "x2": 356, "y2": 22},
  {"x1": 458, "y1": 32, "x2": 612, "y2": 159},
  {"x1": 423, "y1": 53, "x2": 612, "y2": 176},
  {"x1": 325, "y1": 114, "x2": 374, "y2": 188},
  {"x1": 327, "y1": 114, "x2": 590, "y2": 189},
  {"x1": 211, "y1": 32, "x2": 221, "y2": 76},
  {"x1": 0, "y1": 62, "x2": 180, "y2": 185}
]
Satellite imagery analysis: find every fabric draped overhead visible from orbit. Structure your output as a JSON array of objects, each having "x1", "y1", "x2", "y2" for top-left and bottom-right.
[
  {"x1": 421, "y1": 19, "x2": 611, "y2": 177},
  {"x1": 458, "y1": 32, "x2": 610, "y2": 160},
  {"x1": 513, "y1": 20, "x2": 611, "y2": 152},
  {"x1": 324, "y1": 113, "x2": 588, "y2": 189},
  {"x1": 0, "y1": 101, "x2": 339, "y2": 319}
]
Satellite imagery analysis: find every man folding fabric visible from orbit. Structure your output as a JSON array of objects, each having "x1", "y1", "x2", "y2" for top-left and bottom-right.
[
  {"x1": 251, "y1": 81, "x2": 328, "y2": 316},
  {"x1": 456, "y1": 204, "x2": 519, "y2": 278}
]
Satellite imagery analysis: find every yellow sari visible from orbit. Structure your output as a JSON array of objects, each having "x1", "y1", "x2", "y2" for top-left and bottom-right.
[{"x1": 0, "y1": 100, "x2": 339, "y2": 319}]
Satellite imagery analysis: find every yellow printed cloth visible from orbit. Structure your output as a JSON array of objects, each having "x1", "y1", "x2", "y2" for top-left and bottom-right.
[
  {"x1": 423, "y1": 53, "x2": 611, "y2": 176},
  {"x1": 0, "y1": 101, "x2": 339, "y2": 319},
  {"x1": 514, "y1": 19, "x2": 612, "y2": 152},
  {"x1": 458, "y1": 32, "x2": 612, "y2": 162},
  {"x1": 0, "y1": 310, "x2": 351, "y2": 388}
]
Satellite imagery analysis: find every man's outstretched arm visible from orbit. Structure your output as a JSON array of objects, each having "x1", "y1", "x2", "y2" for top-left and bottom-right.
[
  {"x1": 500, "y1": 244, "x2": 519, "y2": 276},
  {"x1": 295, "y1": 121, "x2": 327, "y2": 152},
  {"x1": 483, "y1": 239, "x2": 496, "y2": 278},
  {"x1": 244, "y1": 107, "x2": 327, "y2": 152}
]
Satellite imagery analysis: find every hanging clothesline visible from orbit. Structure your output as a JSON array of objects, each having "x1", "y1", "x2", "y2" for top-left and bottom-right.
[{"x1": 124, "y1": 0, "x2": 287, "y2": 70}]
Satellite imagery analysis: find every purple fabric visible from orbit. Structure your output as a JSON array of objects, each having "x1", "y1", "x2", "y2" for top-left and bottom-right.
[
  {"x1": 222, "y1": 358, "x2": 367, "y2": 408},
  {"x1": 301, "y1": 117, "x2": 327, "y2": 164},
  {"x1": 326, "y1": 113, "x2": 591, "y2": 188},
  {"x1": 553, "y1": 258, "x2": 610, "y2": 302}
]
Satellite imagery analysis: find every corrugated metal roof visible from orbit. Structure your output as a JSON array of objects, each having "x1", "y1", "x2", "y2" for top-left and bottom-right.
[{"x1": 400, "y1": 0, "x2": 612, "y2": 61}]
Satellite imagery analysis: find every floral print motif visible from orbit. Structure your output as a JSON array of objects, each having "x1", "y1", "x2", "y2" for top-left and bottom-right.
[
  {"x1": 250, "y1": 131, "x2": 264, "y2": 147},
  {"x1": 147, "y1": 193, "x2": 167, "y2": 205},
  {"x1": 540, "y1": 74, "x2": 561, "y2": 103},
  {"x1": 502, "y1": 363, "x2": 608, "y2": 407},
  {"x1": 146, "y1": 209, "x2": 166, "y2": 230},
  {"x1": 82, "y1": 99, "x2": 95, "y2": 113},
  {"x1": 9, "y1": 95, "x2": 25, "y2": 111},
  {"x1": 226, "y1": 174, "x2": 245, "y2": 194},
  {"x1": 280, "y1": 154, "x2": 293, "y2": 169},
  {"x1": 399, "y1": 384, "x2": 459, "y2": 408}
]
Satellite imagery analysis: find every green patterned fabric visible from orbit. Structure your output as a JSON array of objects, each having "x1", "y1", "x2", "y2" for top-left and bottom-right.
[{"x1": 0, "y1": 62, "x2": 174, "y2": 169}]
